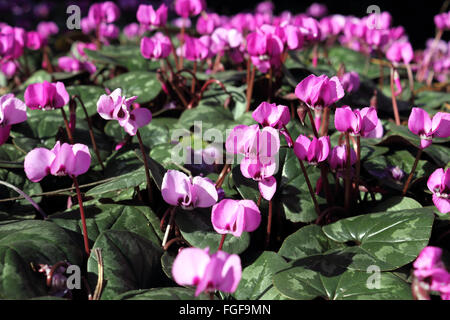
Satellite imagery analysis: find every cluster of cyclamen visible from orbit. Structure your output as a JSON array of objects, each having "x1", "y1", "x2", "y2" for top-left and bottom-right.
[
  {"x1": 0, "y1": 21, "x2": 58, "y2": 77},
  {"x1": 413, "y1": 246, "x2": 450, "y2": 300},
  {"x1": 81, "y1": 1, "x2": 121, "y2": 45},
  {"x1": 160, "y1": 169, "x2": 261, "y2": 296}
]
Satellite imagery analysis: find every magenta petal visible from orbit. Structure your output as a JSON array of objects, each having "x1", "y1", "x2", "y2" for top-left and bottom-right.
[
  {"x1": 259, "y1": 176, "x2": 277, "y2": 201},
  {"x1": 360, "y1": 107, "x2": 378, "y2": 136},
  {"x1": 130, "y1": 107, "x2": 152, "y2": 129},
  {"x1": 259, "y1": 127, "x2": 280, "y2": 158},
  {"x1": 0, "y1": 125, "x2": 11, "y2": 145},
  {"x1": 431, "y1": 112, "x2": 450, "y2": 138},
  {"x1": 53, "y1": 82, "x2": 69, "y2": 108},
  {"x1": 97, "y1": 94, "x2": 115, "y2": 120},
  {"x1": 427, "y1": 168, "x2": 444, "y2": 193},
  {"x1": 192, "y1": 176, "x2": 218, "y2": 208},
  {"x1": 211, "y1": 199, "x2": 241, "y2": 235},
  {"x1": 71, "y1": 144, "x2": 91, "y2": 176},
  {"x1": 252, "y1": 102, "x2": 274, "y2": 125},
  {"x1": 161, "y1": 170, "x2": 192, "y2": 207},
  {"x1": 293, "y1": 134, "x2": 311, "y2": 161},
  {"x1": 334, "y1": 106, "x2": 355, "y2": 133},
  {"x1": 218, "y1": 253, "x2": 242, "y2": 293},
  {"x1": 317, "y1": 136, "x2": 330, "y2": 162},
  {"x1": 172, "y1": 247, "x2": 210, "y2": 287},
  {"x1": 24, "y1": 147, "x2": 55, "y2": 182},
  {"x1": 0, "y1": 94, "x2": 27, "y2": 125},
  {"x1": 420, "y1": 138, "x2": 433, "y2": 149},
  {"x1": 433, "y1": 194, "x2": 450, "y2": 214},
  {"x1": 225, "y1": 124, "x2": 258, "y2": 155},
  {"x1": 239, "y1": 200, "x2": 261, "y2": 232},
  {"x1": 413, "y1": 246, "x2": 442, "y2": 271},
  {"x1": 408, "y1": 108, "x2": 431, "y2": 136},
  {"x1": 50, "y1": 143, "x2": 75, "y2": 176},
  {"x1": 24, "y1": 82, "x2": 46, "y2": 109}
]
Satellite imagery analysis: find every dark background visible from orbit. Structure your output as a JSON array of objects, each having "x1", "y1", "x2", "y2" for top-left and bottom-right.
[{"x1": 0, "y1": 0, "x2": 448, "y2": 49}]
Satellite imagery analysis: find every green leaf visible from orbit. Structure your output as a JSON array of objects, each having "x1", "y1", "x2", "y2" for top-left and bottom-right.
[
  {"x1": 103, "y1": 71, "x2": 161, "y2": 104},
  {"x1": 175, "y1": 208, "x2": 250, "y2": 255},
  {"x1": 370, "y1": 196, "x2": 422, "y2": 213},
  {"x1": 87, "y1": 230, "x2": 163, "y2": 300},
  {"x1": 177, "y1": 104, "x2": 236, "y2": 132},
  {"x1": 234, "y1": 251, "x2": 291, "y2": 300},
  {"x1": 279, "y1": 208, "x2": 434, "y2": 271},
  {"x1": 49, "y1": 204, "x2": 163, "y2": 246},
  {"x1": 66, "y1": 85, "x2": 106, "y2": 117},
  {"x1": 0, "y1": 220, "x2": 84, "y2": 299},
  {"x1": 116, "y1": 287, "x2": 200, "y2": 300}
]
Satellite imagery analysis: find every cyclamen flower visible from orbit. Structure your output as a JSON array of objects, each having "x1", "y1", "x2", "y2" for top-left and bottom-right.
[
  {"x1": 435, "y1": 12, "x2": 450, "y2": 30},
  {"x1": 174, "y1": 0, "x2": 205, "y2": 18},
  {"x1": 306, "y1": 3, "x2": 328, "y2": 18},
  {"x1": 246, "y1": 29, "x2": 284, "y2": 73},
  {"x1": 386, "y1": 41, "x2": 414, "y2": 65},
  {"x1": 211, "y1": 199, "x2": 261, "y2": 237},
  {"x1": 295, "y1": 74, "x2": 344, "y2": 110},
  {"x1": 252, "y1": 102, "x2": 292, "y2": 146},
  {"x1": 58, "y1": 56, "x2": 96, "y2": 74},
  {"x1": 24, "y1": 81, "x2": 69, "y2": 110},
  {"x1": 196, "y1": 13, "x2": 221, "y2": 35},
  {"x1": 161, "y1": 170, "x2": 218, "y2": 210},
  {"x1": 26, "y1": 31, "x2": 44, "y2": 50},
  {"x1": 88, "y1": 1, "x2": 120, "y2": 24},
  {"x1": 123, "y1": 23, "x2": 143, "y2": 39},
  {"x1": 427, "y1": 168, "x2": 450, "y2": 214},
  {"x1": 97, "y1": 89, "x2": 151, "y2": 136},
  {"x1": 24, "y1": 141, "x2": 91, "y2": 182},
  {"x1": 339, "y1": 71, "x2": 360, "y2": 93},
  {"x1": 226, "y1": 125, "x2": 280, "y2": 201},
  {"x1": 136, "y1": 4, "x2": 168, "y2": 28},
  {"x1": 334, "y1": 106, "x2": 379, "y2": 136},
  {"x1": 329, "y1": 145, "x2": 356, "y2": 172},
  {"x1": 140, "y1": 33, "x2": 172, "y2": 60},
  {"x1": 294, "y1": 135, "x2": 330, "y2": 165},
  {"x1": 37, "y1": 21, "x2": 58, "y2": 39},
  {"x1": 179, "y1": 35, "x2": 209, "y2": 61},
  {"x1": 408, "y1": 108, "x2": 450, "y2": 149},
  {"x1": 172, "y1": 247, "x2": 241, "y2": 297},
  {"x1": 0, "y1": 94, "x2": 27, "y2": 145}
]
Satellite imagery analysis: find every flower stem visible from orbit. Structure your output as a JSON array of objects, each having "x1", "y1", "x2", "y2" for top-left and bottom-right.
[
  {"x1": 74, "y1": 96, "x2": 105, "y2": 172},
  {"x1": 72, "y1": 176, "x2": 90, "y2": 256},
  {"x1": 417, "y1": 29, "x2": 443, "y2": 82},
  {"x1": 378, "y1": 49, "x2": 384, "y2": 90},
  {"x1": 218, "y1": 234, "x2": 226, "y2": 251},
  {"x1": 268, "y1": 66, "x2": 273, "y2": 103},
  {"x1": 298, "y1": 158, "x2": 321, "y2": 216},
  {"x1": 355, "y1": 135, "x2": 361, "y2": 199},
  {"x1": 0, "y1": 180, "x2": 47, "y2": 219},
  {"x1": 320, "y1": 106, "x2": 330, "y2": 137},
  {"x1": 344, "y1": 133, "x2": 352, "y2": 211},
  {"x1": 164, "y1": 59, "x2": 189, "y2": 108},
  {"x1": 402, "y1": 148, "x2": 423, "y2": 196},
  {"x1": 215, "y1": 163, "x2": 231, "y2": 189},
  {"x1": 191, "y1": 61, "x2": 197, "y2": 94},
  {"x1": 245, "y1": 64, "x2": 256, "y2": 112},
  {"x1": 162, "y1": 207, "x2": 176, "y2": 248},
  {"x1": 390, "y1": 66, "x2": 401, "y2": 126},
  {"x1": 60, "y1": 108, "x2": 74, "y2": 144},
  {"x1": 405, "y1": 63, "x2": 415, "y2": 104},
  {"x1": 164, "y1": 26, "x2": 179, "y2": 70},
  {"x1": 307, "y1": 108, "x2": 319, "y2": 138},
  {"x1": 136, "y1": 129, "x2": 153, "y2": 204},
  {"x1": 265, "y1": 200, "x2": 273, "y2": 248},
  {"x1": 179, "y1": 24, "x2": 185, "y2": 70}
]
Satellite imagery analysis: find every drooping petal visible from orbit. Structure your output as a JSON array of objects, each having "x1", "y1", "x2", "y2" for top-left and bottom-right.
[
  {"x1": 427, "y1": 168, "x2": 444, "y2": 193},
  {"x1": 334, "y1": 106, "x2": 356, "y2": 133},
  {"x1": 130, "y1": 107, "x2": 152, "y2": 129},
  {"x1": 52, "y1": 82, "x2": 70, "y2": 108},
  {"x1": 225, "y1": 124, "x2": 258, "y2": 155},
  {"x1": 161, "y1": 170, "x2": 192, "y2": 207},
  {"x1": 192, "y1": 176, "x2": 218, "y2": 208},
  {"x1": 218, "y1": 253, "x2": 242, "y2": 293},
  {"x1": 172, "y1": 247, "x2": 211, "y2": 287},
  {"x1": 50, "y1": 142, "x2": 75, "y2": 176},
  {"x1": 0, "y1": 94, "x2": 27, "y2": 125},
  {"x1": 24, "y1": 147, "x2": 55, "y2": 182},
  {"x1": 71, "y1": 144, "x2": 91, "y2": 176},
  {"x1": 433, "y1": 194, "x2": 450, "y2": 214},
  {"x1": 408, "y1": 108, "x2": 432, "y2": 136},
  {"x1": 239, "y1": 200, "x2": 261, "y2": 232},
  {"x1": 259, "y1": 176, "x2": 277, "y2": 200},
  {"x1": 24, "y1": 82, "x2": 47, "y2": 109},
  {"x1": 431, "y1": 112, "x2": 450, "y2": 138},
  {"x1": 359, "y1": 107, "x2": 378, "y2": 136},
  {"x1": 317, "y1": 136, "x2": 330, "y2": 162},
  {"x1": 97, "y1": 94, "x2": 116, "y2": 120},
  {"x1": 211, "y1": 199, "x2": 242, "y2": 235},
  {"x1": 293, "y1": 134, "x2": 311, "y2": 161}
]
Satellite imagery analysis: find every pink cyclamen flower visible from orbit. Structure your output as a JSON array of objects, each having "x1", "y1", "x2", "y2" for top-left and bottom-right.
[
  {"x1": 88, "y1": 1, "x2": 120, "y2": 24},
  {"x1": 211, "y1": 199, "x2": 261, "y2": 237},
  {"x1": 295, "y1": 74, "x2": 344, "y2": 110},
  {"x1": 24, "y1": 81, "x2": 69, "y2": 110},
  {"x1": 329, "y1": 145, "x2": 357, "y2": 171},
  {"x1": 252, "y1": 102, "x2": 292, "y2": 146},
  {"x1": 24, "y1": 141, "x2": 91, "y2": 182},
  {"x1": 246, "y1": 29, "x2": 284, "y2": 73},
  {"x1": 306, "y1": 3, "x2": 328, "y2": 18},
  {"x1": 26, "y1": 31, "x2": 44, "y2": 50},
  {"x1": 97, "y1": 88, "x2": 151, "y2": 136},
  {"x1": 161, "y1": 170, "x2": 218, "y2": 209},
  {"x1": 435, "y1": 12, "x2": 450, "y2": 30},
  {"x1": 123, "y1": 23, "x2": 143, "y2": 39},
  {"x1": 226, "y1": 125, "x2": 280, "y2": 201},
  {"x1": 339, "y1": 71, "x2": 360, "y2": 93},
  {"x1": 408, "y1": 108, "x2": 450, "y2": 149},
  {"x1": 386, "y1": 41, "x2": 414, "y2": 65},
  {"x1": 37, "y1": 21, "x2": 58, "y2": 39},
  {"x1": 196, "y1": 13, "x2": 220, "y2": 35},
  {"x1": 140, "y1": 33, "x2": 172, "y2": 60},
  {"x1": 180, "y1": 35, "x2": 209, "y2": 61},
  {"x1": 0, "y1": 94, "x2": 27, "y2": 145},
  {"x1": 334, "y1": 106, "x2": 379, "y2": 136},
  {"x1": 172, "y1": 247, "x2": 241, "y2": 297},
  {"x1": 294, "y1": 135, "x2": 330, "y2": 165},
  {"x1": 136, "y1": 4, "x2": 168, "y2": 28},
  {"x1": 174, "y1": 0, "x2": 205, "y2": 18},
  {"x1": 427, "y1": 168, "x2": 450, "y2": 214}
]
